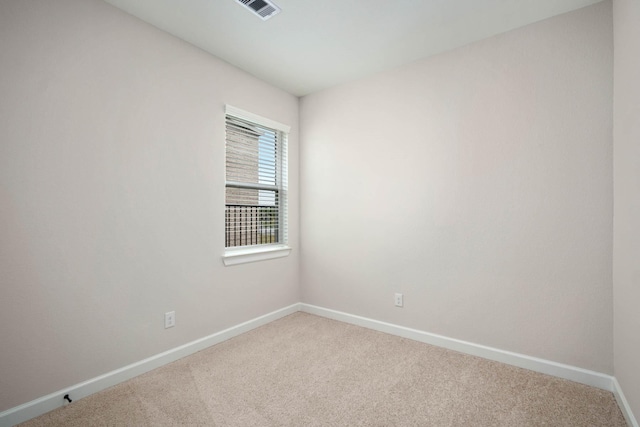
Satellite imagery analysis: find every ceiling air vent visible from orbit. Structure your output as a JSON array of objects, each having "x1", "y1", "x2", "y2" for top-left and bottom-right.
[{"x1": 235, "y1": 0, "x2": 281, "y2": 21}]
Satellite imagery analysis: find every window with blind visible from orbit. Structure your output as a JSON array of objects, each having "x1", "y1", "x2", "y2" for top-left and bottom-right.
[{"x1": 224, "y1": 106, "x2": 289, "y2": 259}]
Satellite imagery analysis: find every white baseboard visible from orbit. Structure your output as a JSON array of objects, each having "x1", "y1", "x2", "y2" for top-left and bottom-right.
[
  {"x1": 302, "y1": 304, "x2": 640, "y2": 425},
  {"x1": 3, "y1": 302, "x2": 636, "y2": 427},
  {"x1": 613, "y1": 377, "x2": 639, "y2": 427},
  {"x1": 300, "y1": 304, "x2": 614, "y2": 391},
  {"x1": 0, "y1": 303, "x2": 301, "y2": 427}
]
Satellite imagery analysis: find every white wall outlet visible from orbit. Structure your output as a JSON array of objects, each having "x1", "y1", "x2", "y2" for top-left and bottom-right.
[
  {"x1": 394, "y1": 293, "x2": 403, "y2": 307},
  {"x1": 164, "y1": 311, "x2": 176, "y2": 329}
]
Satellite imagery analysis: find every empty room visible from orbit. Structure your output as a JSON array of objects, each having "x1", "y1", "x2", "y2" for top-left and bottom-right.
[{"x1": 0, "y1": 0, "x2": 638, "y2": 425}]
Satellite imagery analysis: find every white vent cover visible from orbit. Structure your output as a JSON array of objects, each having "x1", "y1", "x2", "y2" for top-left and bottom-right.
[{"x1": 235, "y1": 0, "x2": 281, "y2": 21}]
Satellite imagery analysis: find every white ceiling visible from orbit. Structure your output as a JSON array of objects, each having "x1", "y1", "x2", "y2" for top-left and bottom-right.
[{"x1": 103, "y1": 0, "x2": 604, "y2": 96}]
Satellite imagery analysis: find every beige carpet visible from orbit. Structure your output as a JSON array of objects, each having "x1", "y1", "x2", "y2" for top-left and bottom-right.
[{"x1": 19, "y1": 312, "x2": 627, "y2": 426}]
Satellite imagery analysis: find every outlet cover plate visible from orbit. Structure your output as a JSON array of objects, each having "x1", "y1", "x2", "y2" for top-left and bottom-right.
[
  {"x1": 165, "y1": 311, "x2": 176, "y2": 328},
  {"x1": 394, "y1": 293, "x2": 403, "y2": 307}
]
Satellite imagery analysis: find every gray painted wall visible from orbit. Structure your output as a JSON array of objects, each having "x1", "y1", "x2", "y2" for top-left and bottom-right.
[
  {"x1": 613, "y1": 0, "x2": 640, "y2": 419},
  {"x1": 0, "y1": 0, "x2": 299, "y2": 412},
  {"x1": 300, "y1": 2, "x2": 613, "y2": 374}
]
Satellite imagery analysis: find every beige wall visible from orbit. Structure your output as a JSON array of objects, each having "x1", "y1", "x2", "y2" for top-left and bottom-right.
[
  {"x1": 613, "y1": 0, "x2": 640, "y2": 419},
  {"x1": 0, "y1": 0, "x2": 299, "y2": 412},
  {"x1": 300, "y1": 2, "x2": 613, "y2": 373}
]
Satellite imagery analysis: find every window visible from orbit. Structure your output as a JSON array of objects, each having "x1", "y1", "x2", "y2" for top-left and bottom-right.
[{"x1": 223, "y1": 106, "x2": 290, "y2": 265}]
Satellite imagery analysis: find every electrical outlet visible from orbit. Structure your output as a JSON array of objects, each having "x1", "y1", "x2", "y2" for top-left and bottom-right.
[
  {"x1": 165, "y1": 311, "x2": 176, "y2": 329},
  {"x1": 394, "y1": 293, "x2": 403, "y2": 307}
]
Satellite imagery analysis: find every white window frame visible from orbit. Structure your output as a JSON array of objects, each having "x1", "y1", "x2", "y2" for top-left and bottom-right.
[{"x1": 222, "y1": 105, "x2": 291, "y2": 266}]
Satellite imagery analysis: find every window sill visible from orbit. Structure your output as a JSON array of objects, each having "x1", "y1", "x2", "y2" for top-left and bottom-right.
[{"x1": 222, "y1": 245, "x2": 292, "y2": 266}]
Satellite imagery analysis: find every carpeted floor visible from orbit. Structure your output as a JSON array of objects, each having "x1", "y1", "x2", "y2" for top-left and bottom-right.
[{"x1": 19, "y1": 312, "x2": 627, "y2": 426}]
